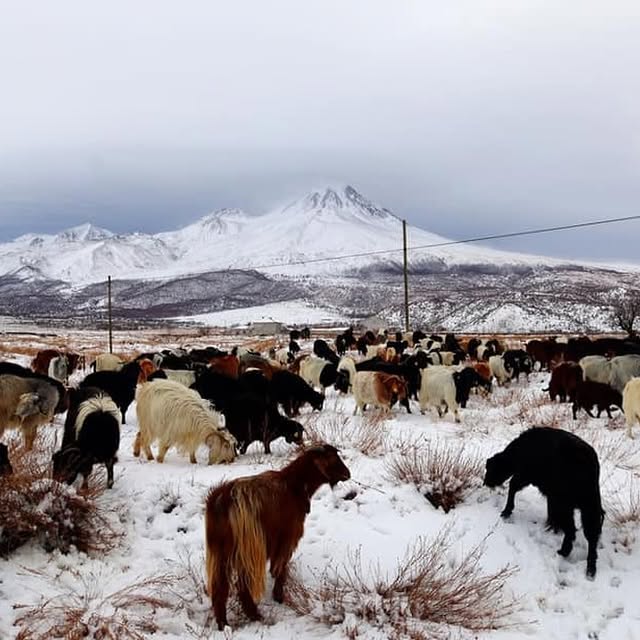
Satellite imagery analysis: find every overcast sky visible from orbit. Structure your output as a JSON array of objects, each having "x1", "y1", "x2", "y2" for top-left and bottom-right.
[{"x1": 1, "y1": 1, "x2": 639, "y2": 263}]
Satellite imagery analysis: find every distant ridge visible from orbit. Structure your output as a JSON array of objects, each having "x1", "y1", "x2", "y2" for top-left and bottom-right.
[{"x1": 0, "y1": 184, "x2": 604, "y2": 287}]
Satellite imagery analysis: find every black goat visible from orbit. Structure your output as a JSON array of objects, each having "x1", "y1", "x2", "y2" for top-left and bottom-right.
[
  {"x1": 53, "y1": 387, "x2": 121, "y2": 488},
  {"x1": 484, "y1": 427, "x2": 604, "y2": 578},
  {"x1": 80, "y1": 361, "x2": 141, "y2": 424}
]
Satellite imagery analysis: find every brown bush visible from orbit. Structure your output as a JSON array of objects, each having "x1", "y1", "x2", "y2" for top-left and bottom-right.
[
  {"x1": 286, "y1": 526, "x2": 518, "y2": 639},
  {"x1": 304, "y1": 413, "x2": 388, "y2": 457},
  {"x1": 0, "y1": 437, "x2": 122, "y2": 557},
  {"x1": 13, "y1": 569, "x2": 180, "y2": 640},
  {"x1": 386, "y1": 437, "x2": 484, "y2": 512}
]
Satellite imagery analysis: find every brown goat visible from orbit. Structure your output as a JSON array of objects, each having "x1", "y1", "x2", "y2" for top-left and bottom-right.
[
  {"x1": 205, "y1": 444, "x2": 351, "y2": 630},
  {"x1": 208, "y1": 353, "x2": 240, "y2": 379}
]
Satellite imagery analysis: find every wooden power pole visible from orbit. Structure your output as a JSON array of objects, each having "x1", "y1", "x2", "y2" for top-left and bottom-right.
[
  {"x1": 402, "y1": 220, "x2": 410, "y2": 332},
  {"x1": 107, "y1": 275, "x2": 113, "y2": 353}
]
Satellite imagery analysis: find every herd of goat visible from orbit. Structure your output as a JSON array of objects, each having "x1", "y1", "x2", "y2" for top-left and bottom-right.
[{"x1": 2, "y1": 327, "x2": 640, "y2": 628}]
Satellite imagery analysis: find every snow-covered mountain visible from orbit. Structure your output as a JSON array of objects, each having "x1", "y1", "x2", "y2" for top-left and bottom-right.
[
  {"x1": 0, "y1": 185, "x2": 638, "y2": 331},
  {"x1": 0, "y1": 185, "x2": 599, "y2": 285}
]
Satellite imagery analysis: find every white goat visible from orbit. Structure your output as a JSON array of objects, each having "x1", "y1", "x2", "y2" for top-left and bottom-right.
[
  {"x1": 134, "y1": 379, "x2": 236, "y2": 464},
  {"x1": 419, "y1": 367, "x2": 461, "y2": 423},
  {"x1": 623, "y1": 377, "x2": 640, "y2": 439},
  {"x1": 489, "y1": 355, "x2": 512, "y2": 386}
]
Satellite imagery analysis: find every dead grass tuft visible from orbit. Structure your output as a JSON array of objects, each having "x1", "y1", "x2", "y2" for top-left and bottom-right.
[
  {"x1": 13, "y1": 569, "x2": 180, "y2": 640},
  {"x1": 286, "y1": 526, "x2": 518, "y2": 639},
  {"x1": 580, "y1": 430, "x2": 640, "y2": 472},
  {"x1": 0, "y1": 437, "x2": 122, "y2": 557},
  {"x1": 606, "y1": 475, "x2": 640, "y2": 528},
  {"x1": 304, "y1": 412, "x2": 388, "y2": 457},
  {"x1": 386, "y1": 437, "x2": 484, "y2": 512}
]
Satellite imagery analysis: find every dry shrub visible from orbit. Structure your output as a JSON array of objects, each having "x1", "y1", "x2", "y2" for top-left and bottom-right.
[
  {"x1": 286, "y1": 526, "x2": 518, "y2": 639},
  {"x1": 507, "y1": 393, "x2": 567, "y2": 427},
  {"x1": 606, "y1": 475, "x2": 640, "y2": 528},
  {"x1": 580, "y1": 430, "x2": 640, "y2": 472},
  {"x1": 13, "y1": 569, "x2": 181, "y2": 640},
  {"x1": 0, "y1": 438, "x2": 122, "y2": 557},
  {"x1": 304, "y1": 412, "x2": 388, "y2": 456},
  {"x1": 386, "y1": 437, "x2": 483, "y2": 512}
]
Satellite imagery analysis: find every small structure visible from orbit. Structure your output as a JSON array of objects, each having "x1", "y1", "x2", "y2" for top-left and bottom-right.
[{"x1": 247, "y1": 321, "x2": 286, "y2": 336}]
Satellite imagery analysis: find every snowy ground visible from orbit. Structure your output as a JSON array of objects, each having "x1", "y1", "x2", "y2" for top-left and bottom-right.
[
  {"x1": 172, "y1": 300, "x2": 347, "y2": 328},
  {"x1": 1, "y1": 334, "x2": 640, "y2": 639}
]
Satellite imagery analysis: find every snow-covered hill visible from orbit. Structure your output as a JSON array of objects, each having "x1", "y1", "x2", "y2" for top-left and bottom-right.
[
  {"x1": 0, "y1": 185, "x2": 606, "y2": 285},
  {"x1": 1, "y1": 185, "x2": 638, "y2": 332}
]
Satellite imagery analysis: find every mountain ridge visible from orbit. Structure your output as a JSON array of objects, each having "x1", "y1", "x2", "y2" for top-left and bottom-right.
[{"x1": 2, "y1": 184, "x2": 624, "y2": 287}]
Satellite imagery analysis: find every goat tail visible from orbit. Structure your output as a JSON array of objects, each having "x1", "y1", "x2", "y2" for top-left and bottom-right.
[{"x1": 228, "y1": 482, "x2": 267, "y2": 601}]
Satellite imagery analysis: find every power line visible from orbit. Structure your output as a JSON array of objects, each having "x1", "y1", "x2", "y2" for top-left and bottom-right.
[{"x1": 243, "y1": 214, "x2": 640, "y2": 271}]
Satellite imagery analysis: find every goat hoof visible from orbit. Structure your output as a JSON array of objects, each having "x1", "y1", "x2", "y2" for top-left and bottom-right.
[
  {"x1": 586, "y1": 565, "x2": 596, "y2": 580},
  {"x1": 557, "y1": 546, "x2": 572, "y2": 558},
  {"x1": 500, "y1": 510, "x2": 512, "y2": 519}
]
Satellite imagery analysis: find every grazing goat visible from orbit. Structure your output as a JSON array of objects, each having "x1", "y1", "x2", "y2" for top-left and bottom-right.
[
  {"x1": 134, "y1": 379, "x2": 236, "y2": 464},
  {"x1": 205, "y1": 444, "x2": 350, "y2": 630},
  {"x1": 484, "y1": 427, "x2": 604, "y2": 578},
  {"x1": 0, "y1": 443, "x2": 12, "y2": 476},
  {"x1": 80, "y1": 361, "x2": 142, "y2": 424},
  {"x1": 503, "y1": 349, "x2": 533, "y2": 381},
  {"x1": 352, "y1": 371, "x2": 407, "y2": 415},
  {"x1": 609, "y1": 355, "x2": 640, "y2": 393},
  {"x1": 92, "y1": 353, "x2": 124, "y2": 372},
  {"x1": 0, "y1": 374, "x2": 60, "y2": 450},
  {"x1": 572, "y1": 380, "x2": 622, "y2": 420},
  {"x1": 52, "y1": 388, "x2": 121, "y2": 488},
  {"x1": 270, "y1": 369, "x2": 324, "y2": 417},
  {"x1": 224, "y1": 393, "x2": 304, "y2": 454},
  {"x1": 419, "y1": 366, "x2": 489, "y2": 422},
  {"x1": 208, "y1": 353, "x2": 240, "y2": 379},
  {"x1": 623, "y1": 377, "x2": 640, "y2": 438},
  {"x1": 313, "y1": 339, "x2": 339, "y2": 365},
  {"x1": 489, "y1": 355, "x2": 512, "y2": 386},
  {"x1": 579, "y1": 355, "x2": 611, "y2": 385},
  {"x1": 0, "y1": 361, "x2": 67, "y2": 414},
  {"x1": 299, "y1": 357, "x2": 336, "y2": 390},
  {"x1": 546, "y1": 362, "x2": 582, "y2": 403}
]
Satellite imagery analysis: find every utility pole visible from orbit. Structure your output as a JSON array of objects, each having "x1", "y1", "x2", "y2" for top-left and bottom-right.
[
  {"x1": 402, "y1": 220, "x2": 410, "y2": 332},
  {"x1": 107, "y1": 275, "x2": 113, "y2": 353}
]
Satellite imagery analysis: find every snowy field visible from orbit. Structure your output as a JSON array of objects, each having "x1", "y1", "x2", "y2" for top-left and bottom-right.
[
  {"x1": 1, "y1": 330, "x2": 640, "y2": 639},
  {"x1": 173, "y1": 300, "x2": 347, "y2": 328}
]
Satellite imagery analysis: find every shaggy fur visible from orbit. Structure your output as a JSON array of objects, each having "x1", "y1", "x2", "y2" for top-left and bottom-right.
[
  {"x1": 484, "y1": 427, "x2": 604, "y2": 578},
  {"x1": 205, "y1": 444, "x2": 350, "y2": 630},
  {"x1": 0, "y1": 374, "x2": 60, "y2": 450},
  {"x1": 93, "y1": 353, "x2": 124, "y2": 372},
  {"x1": 579, "y1": 355, "x2": 611, "y2": 385},
  {"x1": 53, "y1": 391, "x2": 121, "y2": 488},
  {"x1": 623, "y1": 377, "x2": 640, "y2": 438},
  {"x1": 134, "y1": 379, "x2": 236, "y2": 464},
  {"x1": 352, "y1": 371, "x2": 407, "y2": 415}
]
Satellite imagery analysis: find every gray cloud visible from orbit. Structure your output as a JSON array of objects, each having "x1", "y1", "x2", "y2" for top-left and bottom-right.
[{"x1": 0, "y1": 0, "x2": 639, "y2": 263}]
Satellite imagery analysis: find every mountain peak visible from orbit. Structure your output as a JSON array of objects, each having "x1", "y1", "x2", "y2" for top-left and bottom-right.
[
  {"x1": 282, "y1": 185, "x2": 396, "y2": 221},
  {"x1": 56, "y1": 223, "x2": 114, "y2": 242}
]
